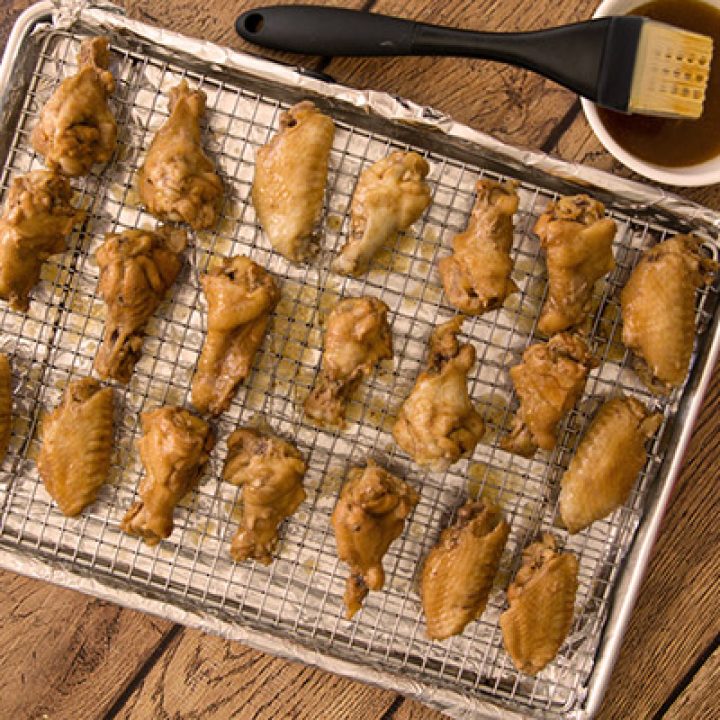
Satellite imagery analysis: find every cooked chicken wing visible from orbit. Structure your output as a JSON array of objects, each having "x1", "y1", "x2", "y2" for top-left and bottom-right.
[
  {"x1": 31, "y1": 37, "x2": 116, "y2": 177},
  {"x1": 500, "y1": 533, "x2": 578, "y2": 675},
  {"x1": 138, "y1": 80, "x2": 224, "y2": 231},
  {"x1": 421, "y1": 500, "x2": 509, "y2": 640},
  {"x1": 332, "y1": 151, "x2": 431, "y2": 276},
  {"x1": 0, "y1": 171, "x2": 83, "y2": 311},
  {"x1": 224, "y1": 426, "x2": 306, "y2": 564},
  {"x1": 121, "y1": 406, "x2": 213, "y2": 545},
  {"x1": 38, "y1": 378, "x2": 114, "y2": 516},
  {"x1": 502, "y1": 333, "x2": 596, "y2": 457},
  {"x1": 534, "y1": 195, "x2": 616, "y2": 335},
  {"x1": 94, "y1": 226, "x2": 186, "y2": 383},
  {"x1": 253, "y1": 101, "x2": 335, "y2": 262},
  {"x1": 304, "y1": 296, "x2": 392, "y2": 427},
  {"x1": 559, "y1": 396, "x2": 662, "y2": 534},
  {"x1": 191, "y1": 256, "x2": 280, "y2": 415},
  {"x1": 0, "y1": 354, "x2": 12, "y2": 462},
  {"x1": 621, "y1": 235, "x2": 717, "y2": 394},
  {"x1": 393, "y1": 317, "x2": 485, "y2": 471},
  {"x1": 438, "y1": 179, "x2": 519, "y2": 315},
  {"x1": 332, "y1": 460, "x2": 418, "y2": 618}
]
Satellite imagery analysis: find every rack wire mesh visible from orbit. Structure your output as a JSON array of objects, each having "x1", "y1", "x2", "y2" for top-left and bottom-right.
[{"x1": 0, "y1": 24, "x2": 718, "y2": 719}]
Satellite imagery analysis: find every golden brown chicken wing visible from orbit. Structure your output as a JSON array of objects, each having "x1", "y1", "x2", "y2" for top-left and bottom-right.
[
  {"x1": 438, "y1": 179, "x2": 519, "y2": 315},
  {"x1": 191, "y1": 256, "x2": 280, "y2": 415},
  {"x1": 332, "y1": 460, "x2": 418, "y2": 618},
  {"x1": 332, "y1": 151, "x2": 431, "y2": 276},
  {"x1": 138, "y1": 80, "x2": 224, "y2": 231},
  {"x1": 559, "y1": 397, "x2": 662, "y2": 534},
  {"x1": 94, "y1": 226, "x2": 186, "y2": 383},
  {"x1": 421, "y1": 499, "x2": 509, "y2": 640},
  {"x1": 500, "y1": 533, "x2": 578, "y2": 675},
  {"x1": 502, "y1": 333, "x2": 596, "y2": 457},
  {"x1": 224, "y1": 426, "x2": 306, "y2": 564},
  {"x1": 121, "y1": 406, "x2": 213, "y2": 545},
  {"x1": 0, "y1": 354, "x2": 12, "y2": 462},
  {"x1": 253, "y1": 101, "x2": 335, "y2": 262},
  {"x1": 621, "y1": 234, "x2": 717, "y2": 394},
  {"x1": 38, "y1": 378, "x2": 114, "y2": 517},
  {"x1": 31, "y1": 37, "x2": 117, "y2": 177},
  {"x1": 534, "y1": 195, "x2": 616, "y2": 335},
  {"x1": 393, "y1": 317, "x2": 485, "y2": 471},
  {"x1": 0, "y1": 170, "x2": 83, "y2": 311},
  {"x1": 304, "y1": 296, "x2": 393, "y2": 427}
]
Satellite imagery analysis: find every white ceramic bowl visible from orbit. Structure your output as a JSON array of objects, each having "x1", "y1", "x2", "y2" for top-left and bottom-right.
[{"x1": 581, "y1": 0, "x2": 720, "y2": 186}]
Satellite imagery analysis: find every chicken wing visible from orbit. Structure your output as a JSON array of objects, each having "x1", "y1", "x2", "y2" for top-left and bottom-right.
[
  {"x1": 253, "y1": 101, "x2": 335, "y2": 262},
  {"x1": 438, "y1": 179, "x2": 519, "y2": 315},
  {"x1": 502, "y1": 333, "x2": 596, "y2": 457},
  {"x1": 94, "y1": 226, "x2": 187, "y2": 383},
  {"x1": 500, "y1": 533, "x2": 578, "y2": 675},
  {"x1": 332, "y1": 151, "x2": 431, "y2": 276},
  {"x1": 38, "y1": 378, "x2": 114, "y2": 516},
  {"x1": 138, "y1": 80, "x2": 224, "y2": 230},
  {"x1": 421, "y1": 499, "x2": 509, "y2": 640},
  {"x1": 393, "y1": 317, "x2": 485, "y2": 471},
  {"x1": 534, "y1": 195, "x2": 616, "y2": 335},
  {"x1": 0, "y1": 354, "x2": 12, "y2": 462},
  {"x1": 304, "y1": 296, "x2": 392, "y2": 427},
  {"x1": 191, "y1": 255, "x2": 280, "y2": 415},
  {"x1": 332, "y1": 460, "x2": 418, "y2": 618},
  {"x1": 559, "y1": 397, "x2": 662, "y2": 534},
  {"x1": 621, "y1": 234, "x2": 717, "y2": 394},
  {"x1": 0, "y1": 170, "x2": 83, "y2": 311},
  {"x1": 31, "y1": 37, "x2": 116, "y2": 177},
  {"x1": 121, "y1": 406, "x2": 213, "y2": 545},
  {"x1": 224, "y1": 426, "x2": 306, "y2": 564}
]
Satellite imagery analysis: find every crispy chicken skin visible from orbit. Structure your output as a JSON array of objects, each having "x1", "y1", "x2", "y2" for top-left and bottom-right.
[
  {"x1": 559, "y1": 397, "x2": 662, "y2": 534},
  {"x1": 502, "y1": 333, "x2": 596, "y2": 457},
  {"x1": 304, "y1": 296, "x2": 393, "y2": 427},
  {"x1": 332, "y1": 151, "x2": 431, "y2": 276},
  {"x1": 121, "y1": 406, "x2": 213, "y2": 545},
  {"x1": 253, "y1": 101, "x2": 335, "y2": 262},
  {"x1": 0, "y1": 355, "x2": 12, "y2": 462},
  {"x1": 38, "y1": 378, "x2": 114, "y2": 517},
  {"x1": 94, "y1": 227, "x2": 186, "y2": 383},
  {"x1": 191, "y1": 256, "x2": 280, "y2": 415},
  {"x1": 393, "y1": 317, "x2": 485, "y2": 471},
  {"x1": 332, "y1": 460, "x2": 418, "y2": 618},
  {"x1": 31, "y1": 37, "x2": 117, "y2": 177},
  {"x1": 500, "y1": 533, "x2": 578, "y2": 675},
  {"x1": 0, "y1": 171, "x2": 83, "y2": 311},
  {"x1": 138, "y1": 80, "x2": 224, "y2": 230},
  {"x1": 535, "y1": 195, "x2": 616, "y2": 335},
  {"x1": 421, "y1": 500, "x2": 509, "y2": 640},
  {"x1": 621, "y1": 235, "x2": 717, "y2": 394},
  {"x1": 224, "y1": 426, "x2": 307, "y2": 564},
  {"x1": 439, "y1": 179, "x2": 519, "y2": 315}
]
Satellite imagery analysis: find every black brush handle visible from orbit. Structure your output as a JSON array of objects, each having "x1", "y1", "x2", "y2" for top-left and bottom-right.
[{"x1": 236, "y1": 6, "x2": 644, "y2": 107}]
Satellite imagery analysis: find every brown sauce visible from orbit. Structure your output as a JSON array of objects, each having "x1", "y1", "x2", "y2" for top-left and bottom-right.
[{"x1": 597, "y1": 0, "x2": 720, "y2": 167}]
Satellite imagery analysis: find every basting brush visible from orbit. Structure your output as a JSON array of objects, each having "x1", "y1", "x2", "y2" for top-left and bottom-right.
[{"x1": 236, "y1": 6, "x2": 714, "y2": 119}]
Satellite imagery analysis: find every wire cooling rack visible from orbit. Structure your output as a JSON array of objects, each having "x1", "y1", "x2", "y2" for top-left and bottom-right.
[{"x1": 0, "y1": 23, "x2": 718, "y2": 719}]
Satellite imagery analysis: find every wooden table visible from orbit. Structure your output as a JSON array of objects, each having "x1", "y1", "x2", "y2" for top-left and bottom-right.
[{"x1": 1, "y1": 1, "x2": 718, "y2": 718}]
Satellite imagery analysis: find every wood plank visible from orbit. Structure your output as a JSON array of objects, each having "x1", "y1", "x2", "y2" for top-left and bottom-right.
[
  {"x1": 664, "y1": 645, "x2": 720, "y2": 720},
  {"x1": 391, "y1": 698, "x2": 446, "y2": 720},
  {"x1": 0, "y1": 570, "x2": 172, "y2": 720},
  {"x1": 115, "y1": 627, "x2": 398, "y2": 720},
  {"x1": 324, "y1": 0, "x2": 599, "y2": 148}
]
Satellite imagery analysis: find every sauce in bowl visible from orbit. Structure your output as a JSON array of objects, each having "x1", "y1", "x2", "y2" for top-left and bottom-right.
[{"x1": 597, "y1": 0, "x2": 720, "y2": 167}]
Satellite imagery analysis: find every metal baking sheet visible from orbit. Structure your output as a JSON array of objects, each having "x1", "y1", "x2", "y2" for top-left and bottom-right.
[{"x1": 0, "y1": 3, "x2": 718, "y2": 719}]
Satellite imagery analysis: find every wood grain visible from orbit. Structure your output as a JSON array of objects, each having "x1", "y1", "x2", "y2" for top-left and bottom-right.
[
  {"x1": 115, "y1": 628, "x2": 398, "y2": 720},
  {"x1": 392, "y1": 698, "x2": 447, "y2": 720},
  {"x1": 664, "y1": 645, "x2": 720, "y2": 720},
  {"x1": 324, "y1": 0, "x2": 598, "y2": 148},
  {"x1": 0, "y1": 570, "x2": 172, "y2": 720}
]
